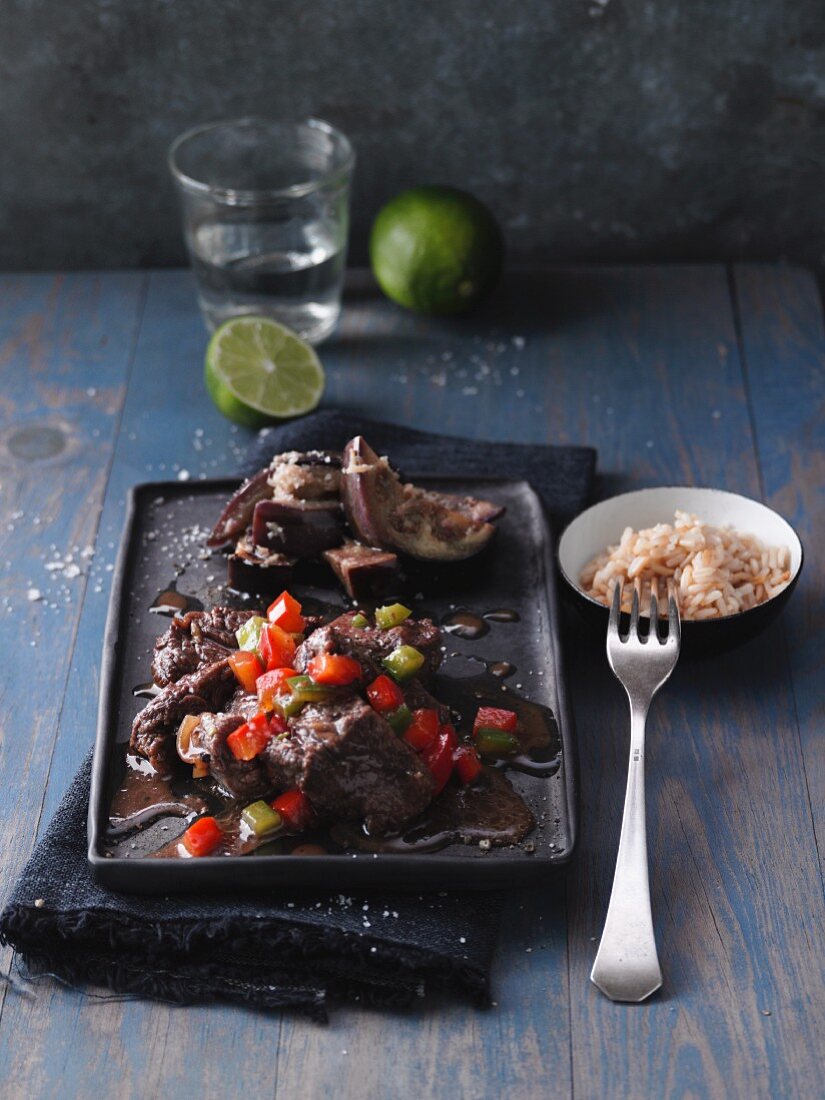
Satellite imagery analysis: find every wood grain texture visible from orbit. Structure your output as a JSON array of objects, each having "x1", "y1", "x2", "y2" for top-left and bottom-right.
[
  {"x1": 733, "y1": 263, "x2": 825, "y2": 876},
  {"x1": 0, "y1": 266, "x2": 822, "y2": 1100},
  {"x1": 0, "y1": 273, "x2": 146, "y2": 1031}
]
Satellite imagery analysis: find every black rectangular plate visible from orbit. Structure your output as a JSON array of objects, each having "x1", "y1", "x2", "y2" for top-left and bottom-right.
[{"x1": 89, "y1": 476, "x2": 577, "y2": 891}]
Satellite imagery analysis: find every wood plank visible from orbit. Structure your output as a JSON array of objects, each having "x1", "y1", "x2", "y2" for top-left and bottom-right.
[
  {"x1": 733, "y1": 263, "x2": 825, "y2": 874},
  {"x1": 559, "y1": 265, "x2": 824, "y2": 1100},
  {"x1": 0, "y1": 271, "x2": 146, "y2": 1031}
]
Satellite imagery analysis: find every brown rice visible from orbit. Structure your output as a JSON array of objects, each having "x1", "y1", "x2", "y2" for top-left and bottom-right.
[{"x1": 579, "y1": 510, "x2": 792, "y2": 620}]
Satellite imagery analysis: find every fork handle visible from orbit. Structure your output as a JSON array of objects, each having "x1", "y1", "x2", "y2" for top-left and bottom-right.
[{"x1": 590, "y1": 701, "x2": 663, "y2": 1002}]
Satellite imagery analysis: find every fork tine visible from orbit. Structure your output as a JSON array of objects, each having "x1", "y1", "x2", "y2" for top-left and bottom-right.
[
  {"x1": 609, "y1": 579, "x2": 623, "y2": 637},
  {"x1": 629, "y1": 578, "x2": 641, "y2": 637},
  {"x1": 649, "y1": 576, "x2": 659, "y2": 642},
  {"x1": 667, "y1": 578, "x2": 681, "y2": 645}
]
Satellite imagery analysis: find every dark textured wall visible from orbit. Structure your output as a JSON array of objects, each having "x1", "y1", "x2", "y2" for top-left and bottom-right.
[{"x1": 1, "y1": 0, "x2": 823, "y2": 271}]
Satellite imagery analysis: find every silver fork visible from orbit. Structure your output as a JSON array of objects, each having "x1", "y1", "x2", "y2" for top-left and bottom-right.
[{"x1": 590, "y1": 577, "x2": 681, "y2": 1002}]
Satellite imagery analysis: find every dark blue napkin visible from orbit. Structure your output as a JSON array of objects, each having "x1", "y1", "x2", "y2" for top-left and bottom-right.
[{"x1": 0, "y1": 412, "x2": 595, "y2": 1019}]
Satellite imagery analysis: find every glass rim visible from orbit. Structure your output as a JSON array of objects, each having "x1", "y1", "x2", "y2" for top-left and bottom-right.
[{"x1": 167, "y1": 116, "x2": 355, "y2": 204}]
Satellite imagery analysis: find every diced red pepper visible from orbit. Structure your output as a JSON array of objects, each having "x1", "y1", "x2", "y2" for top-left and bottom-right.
[
  {"x1": 271, "y1": 788, "x2": 314, "y2": 831},
  {"x1": 227, "y1": 716, "x2": 272, "y2": 761},
  {"x1": 307, "y1": 653, "x2": 362, "y2": 686},
  {"x1": 366, "y1": 674, "x2": 404, "y2": 713},
  {"x1": 403, "y1": 708, "x2": 440, "y2": 751},
  {"x1": 267, "y1": 590, "x2": 305, "y2": 633},
  {"x1": 259, "y1": 621, "x2": 297, "y2": 671},
  {"x1": 473, "y1": 706, "x2": 518, "y2": 734},
  {"x1": 256, "y1": 666, "x2": 298, "y2": 710},
  {"x1": 182, "y1": 815, "x2": 223, "y2": 857},
  {"x1": 421, "y1": 723, "x2": 458, "y2": 796},
  {"x1": 229, "y1": 650, "x2": 264, "y2": 694},
  {"x1": 453, "y1": 745, "x2": 483, "y2": 785}
]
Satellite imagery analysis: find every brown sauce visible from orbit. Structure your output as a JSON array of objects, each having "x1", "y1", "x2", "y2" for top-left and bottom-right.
[
  {"x1": 488, "y1": 661, "x2": 516, "y2": 679},
  {"x1": 330, "y1": 768, "x2": 534, "y2": 853},
  {"x1": 149, "y1": 580, "x2": 203, "y2": 617},
  {"x1": 441, "y1": 610, "x2": 490, "y2": 639},
  {"x1": 483, "y1": 608, "x2": 520, "y2": 623},
  {"x1": 107, "y1": 761, "x2": 207, "y2": 843},
  {"x1": 433, "y1": 671, "x2": 561, "y2": 778}
]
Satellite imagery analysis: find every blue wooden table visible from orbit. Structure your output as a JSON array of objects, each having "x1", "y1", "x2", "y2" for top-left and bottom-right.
[{"x1": 0, "y1": 266, "x2": 822, "y2": 1098}]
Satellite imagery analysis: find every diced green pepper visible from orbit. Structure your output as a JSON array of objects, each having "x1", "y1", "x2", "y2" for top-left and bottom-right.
[
  {"x1": 475, "y1": 728, "x2": 520, "y2": 757},
  {"x1": 241, "y1": 800, "x2": 283, "y2": 836},
  {"x1": 276, "y1": 692, "x2": 306, "y2": 719},
  {"x1": 375, "y1": 603, "x2": 412, "y2": 630},
  {"x1": 236, "y1": 615, "x2": 267, "y2": 654},
  {"x1": 350, "y1": 613, "x2": 369, "y2": 629},
  {"x1": 382, "y1": 645, "x2": 425, "y2": 682},
  {"x1": 286, "y1": 675, "x2": 338, "y2": 704},
  {"x1": 386, "y1": 703, "x2": 413, "y2": 734}
]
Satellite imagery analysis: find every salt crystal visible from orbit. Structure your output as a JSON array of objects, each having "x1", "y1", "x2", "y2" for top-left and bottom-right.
[
  {"x1": 64, "y1": 564, "x2": 81, "y2": 578},
  {"x1": 27, "y1": 588, "x2": 42, "y2": 602},
  {"x1": 177, "y1": 469, "x2": 191, "y2": 482},
  {"x1": 86, "y1": 387, "x2": 97, "y2": 397}
]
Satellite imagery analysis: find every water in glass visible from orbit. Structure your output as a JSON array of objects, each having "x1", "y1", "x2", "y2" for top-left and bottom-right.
[{"x1": 191, "y1": 216, "x2": 344, "y2": 341}]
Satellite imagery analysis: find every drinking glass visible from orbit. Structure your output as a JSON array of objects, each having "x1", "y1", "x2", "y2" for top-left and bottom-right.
[{"x1": 169, "y1": 117, "x2": 355, "y2": 343}]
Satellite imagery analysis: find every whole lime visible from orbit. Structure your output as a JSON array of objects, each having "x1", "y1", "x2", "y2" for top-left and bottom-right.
[{"x1": 369, "y1": 186, "x2": 504, "y2": 315}]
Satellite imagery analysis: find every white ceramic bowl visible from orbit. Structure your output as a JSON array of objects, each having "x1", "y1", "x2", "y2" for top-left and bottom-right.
[{"x1": 558, "y1": 486, "x2": 803, "y2": 653}]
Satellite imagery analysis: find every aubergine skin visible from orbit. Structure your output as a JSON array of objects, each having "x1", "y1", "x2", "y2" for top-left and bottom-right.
[
  {"x1": 207, "y1": 467, "x2": 271, "y2": 548},
  {"x1": 252, "y1": 499, "x2": 345, "y2": 558},
  {"x1": 340, "y1": 436, "x2": 505, "y2": 562}
]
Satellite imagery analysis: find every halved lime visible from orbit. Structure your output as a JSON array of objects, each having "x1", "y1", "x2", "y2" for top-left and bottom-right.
[{"x1": 204, "y1": 316, "x2": 325, "y2": 427}]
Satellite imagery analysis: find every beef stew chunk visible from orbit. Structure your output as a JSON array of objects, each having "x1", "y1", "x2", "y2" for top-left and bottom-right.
[
  {"x1": 189, "y1": 712, "x2": 271, "y2": 801},
  {"x1": 265, "y1": 695, "x2": 434, "y2": 834},
  {"x1": 130, "y1": 658, "x2": 237, "y2": 776},
  {"x1": 295, "y1": 610, "x2": 442, "y2": 681},
  {"x1": 152, "y1": 607, "x2": 256, "y2": 686}
]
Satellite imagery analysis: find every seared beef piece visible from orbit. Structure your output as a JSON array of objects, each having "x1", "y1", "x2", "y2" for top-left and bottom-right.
[
  {"x1": 152, "y1": 607, "x2": 257, "y2": 686},
  {"x1": 130, "y1": 659, "x2": 237, "y2": 776},
  {"x1": 266, "y1": 695, "x2": 434, "y2": 834},
  {"x1": 294, "y1": 611, "x2": 442, "y2": 681},
  {"x1": 189, "y1": 712, "x2": 271, "y2": 800},
  {"x1": 323, "y1": 542, "x2": 401, "y2": 601},
  {"x1": 227, "y1": 686, "x2": 261, "y2": 721}
]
